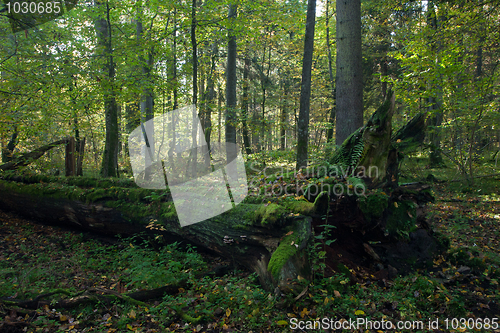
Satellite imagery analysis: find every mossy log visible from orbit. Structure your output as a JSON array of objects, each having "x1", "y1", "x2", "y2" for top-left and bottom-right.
[
  {"x1": 0, "y1": 173, "x2": 445, "y2": 292},
  {"x1": 0, "y1": 95, "x2": 440, "y2": 290},
  {"x1": 0, "y1": 175, "x2": 334, "y2": 290}
]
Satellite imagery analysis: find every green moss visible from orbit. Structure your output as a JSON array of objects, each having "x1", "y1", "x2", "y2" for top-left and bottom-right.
[
  {"x1": 283, "y1": 201, "x2": 315, "y2": 215},
  {"x1": 267, "y1": 218, "x2": 311, "y2": 280},
  {"x1": 358, "y1": 191, "x2": 389, "y2": 222},
  {"x1": 232, "y1": 224, "x2": 250, "y2": 230},
  {"x1": 386, "y1": 200, "x2": 417, "y2": 239},
  {"x1": 254, "y1": 203, "x2": 287, "y2": 227},
  {"x1": 160, "y1": 202, "x2": 178, "y2": 220},
  {"x1": 267, "y1": 233, "x2": 299, "y2": 280},
  {"x1": 313, "y1": 191, "x2": 329, "y2": 215},
  {"x1": 205, "y1": 203, "x2": 261, "y2": 227}
]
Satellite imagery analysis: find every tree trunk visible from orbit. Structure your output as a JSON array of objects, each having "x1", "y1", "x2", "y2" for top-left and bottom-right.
[
  {"x1": 172, "y1": 8, "x2": 178, "y2": 111},
  {"x1": 336, "y1": 0, "x2": 363, "y2": 145},
  {"x1": 225, "y1": 3, "x2": 237, "y2": 163},
  {"x1": 136, "y1": 12, "x2": 155, "y2": 180},
  {"x1": 325, "y1": 0, "x2": 336, "y2": 143},
  {"x1": 279, "y1": 81, "x2": 287, "y2": 150},
  {"x1": 96, "y1": 0, "x2": 119, "y2": 178},
  {"x1": 0, "y1": 175, "x2": 440, "y2": 292},
  {"x1": 241, "y1": 55, "x2": 252, "y2": 155},
  {"x1": 191, "y1": 0, "x2": 198, "y2": 178},
  {"x1": 426, "y1": 2, "x2": 445, "y2": 168},
  {"x1": 202, "y1": 44, "x2": 217, "y2": 164},
  {"x1": 296, "y1": 0, "x2": 316, "y2": 170}
]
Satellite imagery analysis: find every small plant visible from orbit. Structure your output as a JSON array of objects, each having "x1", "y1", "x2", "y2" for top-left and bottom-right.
[{"x1": 308, "y1": 208, "x2": 336, "y2": 281}]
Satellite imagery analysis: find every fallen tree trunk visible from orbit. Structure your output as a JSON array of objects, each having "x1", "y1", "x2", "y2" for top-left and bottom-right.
[
  {"x1": 0, "y1": 137, "x2": 70, "y2": 171},
  {"x1": 0, "y1": 173, "x2": 444, "y2": 292},
  {"x1": 0, "y1": 175, "x2": 316, "y2": 290},
  {"x1": 0, "y1": 93, "x2": 446, "y2": 291}
]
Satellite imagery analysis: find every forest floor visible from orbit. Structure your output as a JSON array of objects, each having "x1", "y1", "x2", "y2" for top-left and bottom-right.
[{"x1": 1, "y1": 173, "x2": 500, "y2": 332}]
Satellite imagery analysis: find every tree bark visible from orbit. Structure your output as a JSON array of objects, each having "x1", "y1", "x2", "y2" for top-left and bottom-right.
[
  {"x1": 225, "y1": 3, "x2": 238, "y2": 164},
  {"x1": 336, "y1": 0, "x2": 363, "y2": 144},
  {"x1": 96, "y1": 0, "x2": 119, "y2": 178},
  {"x1": 191, "y1": 0, "x2": 198, "y2": 178},
  {"x1": 296, "y1": 0, "x2": 316, "y2": 170},
  {"x1": 242, "y1": 55, "x2": 252, "y2": 154},
  {"x1": 426, "y1": 2, "x2": 445, "y2": 168},
  {"x1": 325, "y1": 0, "x2": 336, "y2": 143}
]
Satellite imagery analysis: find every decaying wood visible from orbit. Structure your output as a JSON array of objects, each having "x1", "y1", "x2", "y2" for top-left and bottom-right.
[
  {"x1": 0, "y1": 138, "x2": 70, "y2": 171},
  {"x1": 1, "y1": 281, "x2": 189, "y2": 310},
  {"x1": 0, "y1": 95, "x2": 443, "y2": 292}
]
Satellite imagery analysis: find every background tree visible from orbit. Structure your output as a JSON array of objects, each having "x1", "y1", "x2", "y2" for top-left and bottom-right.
[
  {"x1": 225, "y1": 2, "x2": 237, "y2": 165},
  {"x1": 296, "y1": 0, "x2": 316, "y2": 170},
  {"x1": 95, "y1": 0, "x2": 119, "y2": 177},
  {"x1": 335, "y1": 0, "x2": 363, "y2": 144}
]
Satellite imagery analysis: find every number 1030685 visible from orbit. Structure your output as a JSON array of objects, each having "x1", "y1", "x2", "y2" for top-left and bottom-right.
[
  {"x1": 6, "y1": 2, "x2": 61, "y2": 14},
  {"x1": 444, "y1": 318, "x2": 498, "y2": 330}
]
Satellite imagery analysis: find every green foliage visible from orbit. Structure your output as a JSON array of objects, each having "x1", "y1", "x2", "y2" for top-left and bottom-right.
[
  {"x1": 122, "y1": 240, "x2": 206, "y2": 289},
  {"x1": 329, "y1": 126, "x2": 366, "y2": 170}
]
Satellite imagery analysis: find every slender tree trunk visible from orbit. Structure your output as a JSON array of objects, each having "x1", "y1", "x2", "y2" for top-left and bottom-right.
[
  {"x1": 136, "y1": 12, "x2": 155, "y2": 180},
  {"x1": 252, "y1": 97, "x2": 260, "y2": 152},
  {"x1": 242, "y1": 55, "x2": 252, "y2": 154},
  {"x1": 218, "y1": 83, "x2": 222, "y2": 144},
  {"x1": 225, "y1": 3, "x2": 238, "y2": 164},
  {"x1": 201, "y1": 44, "x2": 217, "y2": 166},
  {"x1": 69, "y1": 77, "x2": 84, "y2": 176},
  {"x1": 191, "y1": 0, "x2": 198, "y2": 178},
  {"x1": 335, "y1": 0, "x2": 363, "y2": 145},
  {"x1": 296, "y1": 0, "x2": 316, "y2": 170},
  {"x1": 173, "y1": 9, "x2": 178, "y2": 110},
  {"x1": 325, "y1": 0, "x2": 336, "y2": 143},
  {"x1": 279, "y1": 80, "x2": 287, "y2": 150},
  {"x1": 427, "y1": 3, "x2": 445, "y2": 168},
  {"x1": 96, "y1": 0, "x2": 119, "y2": 178}
]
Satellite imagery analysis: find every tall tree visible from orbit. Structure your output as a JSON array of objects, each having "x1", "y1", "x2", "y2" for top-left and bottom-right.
[
  {"x1": 335, "y1": 0, "x2": 363, "y2": 145},
  {"x1": 136, "y1": 4, "x2": 155, "y2": 180},
  {"x1": 325, "y1": 0, "x2": 335, "y2": 143},
  {"x1": 225, "y1": 2, "x2": 237, "y2": 164},
  {"x1": 426, "y1": 2, "x2": 445, "y2": 168},
  {"x1": 191, "y1": 0, "x2": 198, "y2": 177},
  {"x1": 241, "y1": 52, "x2": 252, "y2": 154},
  {"x1": 296, "y1": 0, "x2": 316, "y2": 170},
  {"x1": 95, "y1": 0, "x2": 119, "y2": 177}
]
